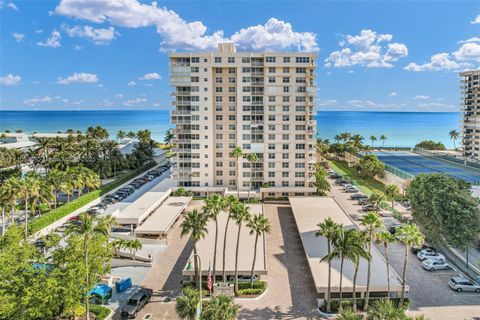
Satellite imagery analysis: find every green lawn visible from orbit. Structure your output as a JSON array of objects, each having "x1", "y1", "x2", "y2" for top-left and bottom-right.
[{"x1": 329, "y1": 160, "x2": 387, "y2": 197}]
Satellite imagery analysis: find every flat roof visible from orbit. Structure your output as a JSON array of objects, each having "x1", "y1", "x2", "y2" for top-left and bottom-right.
[
  {"x1": 289, "y1": 197, "x2": 403, "y2": 294},
  {"x1": 183, "y1": 203, "x2": 267, "y2": 276},
  {"x1": 115, "y1": 178, "x2": 177, "y2": 225},
  {"x1": 0, "y1": 140, "x2": 37, "y2": 149},
  {"x1": 134, "y1": 196, "x2": 192, "y2": 236}
]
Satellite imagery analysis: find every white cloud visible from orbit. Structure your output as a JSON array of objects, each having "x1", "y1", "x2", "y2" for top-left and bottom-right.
[
  {"x1": 389, "y1": 92, "x2": 397, "y2": 97},
  {"x1": 458, "y1": 37, "x2": 480, "y2": 44},
  {"x1": 115, "y1": 94, "x2": 123, "y2": 98},
  {"x1": 6, "y1": 2, "x2": 18, "y2": 11},
  {"x1": 124, "y1": 97, "x2": 147, "y2": 106},
  {"x1": 37, "y1": 30, "x2": 61, "y2": 48},
  {"x1": 35, "y1": 29, "x2": 43, "y2": 34},
  {"x1": 12, "y1": 32, "x2": 24, "y2": 42},
  {"x1": 0, "y1": 73, "x2": 21, "y2": 85},
  {"x1": 414, "y1": 95, "x2": 429, "y2": 100},
  {"x1": 57, "y1": 72, "x2": 98, "y2": 84},
  {"x1": 452, "y1": 42, "x2": 480, "y2": 62},
  {"x1": 127, "y1": 81, "x2": 137, "y2": 86},
  {"x1": 471, "y1": 15, "x2": 480, "y2": 24},
  {"x1": 23, "y1": 95, "x2": 53, "y2": 105},
  {"x1": 316, "y1": 99, "x2": 338, "y2": 107},
  {"x1": 139, "y1": 72, "x2": 161, "y2": 80},
  {"x1": 101, "y1": 99, "x2": 114, "y2": 107},
  {"x1": 417, "y1": 102, "x2": 456, "y2": 110},
  {"x1": 404, "y1": 53, "x2": 460, "y2": 72},
  {"x1": 325, "y1": 29, "x2": 408, "y2": 68},
  {"x1": 55, "y1": 0, "x2": 317, "y2": 51},
  {"x1": 62, "y1": 24, "x2": 119, "y2": 44}
]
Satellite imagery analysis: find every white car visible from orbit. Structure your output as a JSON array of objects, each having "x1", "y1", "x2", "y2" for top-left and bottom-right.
[
  {"x1": 422, "y1": 259, "x2": 450, "y2": 271},
  {"x1": 417, "y1": 249, "x2": 445, "y2": 261},
  {"x1": 448, "y1": 276, "x2": 480, "y2": 292}
]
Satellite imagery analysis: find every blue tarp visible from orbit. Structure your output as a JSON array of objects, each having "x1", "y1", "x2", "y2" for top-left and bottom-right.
[
  {"x1": 115, "y1": 278, "x2": 132, "y2": 293},
  {"x1": 89, "y1": 284, "x2": 112, "y2": 299}
]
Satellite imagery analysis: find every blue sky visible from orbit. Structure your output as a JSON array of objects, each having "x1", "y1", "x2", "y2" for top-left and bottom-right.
[{"x1": 1, "y1": 0, "x2": 479, "y2": 112}]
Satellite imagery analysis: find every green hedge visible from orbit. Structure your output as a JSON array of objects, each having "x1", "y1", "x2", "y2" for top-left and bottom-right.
[
  {"x1": 90, "y1": 305, "x2": 111, "y2": 319},
  {"x1": 237, "y1": 281, "x2": 266, "y2": 290},
  {"x1": 237, "y1": 288, "x2": 263, "y2": 296},
  {"x1": 28, "y1": 162, "x2": 156, "y2": 235},
  {"x1": 321, "y1": 297, "x2": 410, "y2": 313}
]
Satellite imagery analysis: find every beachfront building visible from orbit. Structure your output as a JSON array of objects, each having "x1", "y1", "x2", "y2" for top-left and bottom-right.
[
  {"x1": 461, "y1": 70, "x2": 480, "y2": 159},
  {"x1": 169, "y1": 43, "x2": 317, "y2": 195}
]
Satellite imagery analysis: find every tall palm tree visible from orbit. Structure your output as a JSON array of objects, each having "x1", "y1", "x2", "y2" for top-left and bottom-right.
[
  {"x1": 375, "y1": 230, "x2": 396, "y2": 300},
  {"x1": 449, "y1": 129, "x2": 459, "y2": 149},
  {"x1": 46, "y1": 169, "x2": 66, "y2": 209},
  {"x1": 380, "y1": 134, "x2": 387, "y2": 148},
  {"x1": 246, "y1": 153, "x2": 259, "y2": 199},
  {"x1": 180, "y1": 209, "x2": 208, "y2": 289},
  {"x1": 315, "y1": 217, "x2": 341, "y2": 313},
  {"x1": 128, "y1": 239, "x2": 143, "y2": 260},
  {"x1": 203, "y1": 194, "x2": 225, "y2": 286},
  {"x1": 116, "y1": 130, "x2": 126, "y2": 141},
  {"x1": 350, "y1": 134, "x2": 364, "y2": 151},
  {"x1": 203, "y1": 294, "x2": 239, "y2": 320},
  {"x1": 360, "y1": 211, "x2": 382, "y2": 311},
  {"x1": 34, "y1": 137, "x2": 53, "y2": 165},
  {"x1": 4, "y1": 177, "x2": 20, "y2": 225},
  {"x1": 0, "y1": 185, "x2": 9, "y2": 237},
  {"x1": 397, "y1": 223, "x2": 424, "y2": 307},
  {"x1": 321, "y1": 228, "x2": 358, "y2": 313},
  {"x1": 232, "y1": 146, "x2": 243, "y2": 198},
  {"x1": 385, "y1": 184, "x2": 400, "y2": 209},
  {"x1": 65, "y1": 213, "x2": 114, "y2": 320},
  {"x1": 127, "y1": 131, "x2": 136, "y2": 139},
  {"x1": 18, "y1": 174, "x2": 42, "y2": 236},
  {"x1": 222, "y1": 196, "x2": 239, "y2": 282},
  {"x1": 350, "y1": 230, "x2": 371, "y2": 312},
  {"x1": 246, "y1": 214, "x2": 271, "y2": 288},
  {"x1": 231, "y1": 202, "x2": 250, "y2": 295},
  {"x1": 370, "y1": 135, "x2": 377, "y2": 148}
]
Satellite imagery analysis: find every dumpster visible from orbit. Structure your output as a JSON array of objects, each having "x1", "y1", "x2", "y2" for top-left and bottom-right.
[
  {"x1": 88, "y1": 284, "x2": 113, "y2": 304},
  {"x1": 115, "y1": 277, "x2": 132, "y2": 293}
]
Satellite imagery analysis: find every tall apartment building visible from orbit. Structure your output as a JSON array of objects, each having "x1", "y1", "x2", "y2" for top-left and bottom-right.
[
  {"x1": 169, "y1": 43, "x2": 317, "y2": 192},
  {"x1": 461, "y1": 70, "x2": 480, "y2": 159}
]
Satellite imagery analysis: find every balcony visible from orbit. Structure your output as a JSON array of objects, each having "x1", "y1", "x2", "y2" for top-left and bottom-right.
[{"x1": 171, "y1": 110, "x2": 192, "y2": 116}]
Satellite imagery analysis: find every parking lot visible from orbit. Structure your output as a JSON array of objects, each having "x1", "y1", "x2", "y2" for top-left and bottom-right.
[{"x1": 329, "y1": 174, "x2": 480, "y2": 320}]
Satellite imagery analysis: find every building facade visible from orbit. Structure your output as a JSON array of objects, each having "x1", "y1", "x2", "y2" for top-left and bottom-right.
[
  {"x1": 461, "y1": 70, "x2": 480, "y2": 159},
  {"x1": 170, "y1": 43, "x2": 317, "y2": 191}
]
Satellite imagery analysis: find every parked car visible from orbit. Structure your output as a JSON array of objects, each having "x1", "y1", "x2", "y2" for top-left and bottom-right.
[
  {"x1": 121, "y1": 288, "x2": 153, "y2": 319},
  {"x1": 357, "y1": 199, "x2": 369, "y2": 205},
  {"x1": 129, "y1": 182, "x2": 141, "y2": 189},
  {"x1": 96, "y1": 202, "x2": 108, "y2": 210},
  {"x1": 362, "y1": 204, "x2": 379, "y2": 212},
  {"x1": 236, "y1": 275, "x2": 258, "y2": 283},
  {"x1": 104, "y1": 196, "x2": 117, "y2": 204},
  {"x1": 388, "y1": 224, "x2": 402, "y2": 235},
  {"x1": 88, "y1": 207, "x2": 104, "y2": 215},
  {"x1": 329, "y1": 173, "x2": 341, "y2": 179},
  {"x1": 422, "y1": 259, "x2": 450, "y2": 271},
  {"x1": 411, "y1": 244, "x2": 436, "y2": 254},
  {"x1": 350, "y1": 194, "x2": 368, "y2": 200},
  {"x1": 417, "y1": 249, "x2": 445, "y2": 261},
  {"x1": 345, "y1": 186, "x2": 359, "y2": 193},
  {"x1": 448, "y1": 276, "x2": 480, "y2": 292}
]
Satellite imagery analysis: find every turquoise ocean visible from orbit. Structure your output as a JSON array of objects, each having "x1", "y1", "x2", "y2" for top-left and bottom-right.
[{"x1": 0, "y1": 111, "x2": 460, "y2": 149}]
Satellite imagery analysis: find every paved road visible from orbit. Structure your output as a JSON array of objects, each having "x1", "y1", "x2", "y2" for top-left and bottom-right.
[{"x1": 329, "y1": 177, "x2": 480, "y2": 320}]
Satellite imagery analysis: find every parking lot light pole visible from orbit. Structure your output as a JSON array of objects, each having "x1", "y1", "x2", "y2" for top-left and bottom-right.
[{"x1": 191, "y1": 253, "x2": 202, "y2": 320}]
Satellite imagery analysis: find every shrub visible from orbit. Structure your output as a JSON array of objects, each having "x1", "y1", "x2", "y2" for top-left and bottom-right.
[
  {"x1": 237, "y1": 288, "x2": 262, "y2": 296},
  {"x1": 237, "y1": 281, "x2": 266, "y2": 290},
  {"x1": 415, "y1": 140, "x2": 445, "y2": 150},
  {"x1": 336, "y1": 308, "x2": 363, "y2": 320},
  {"x1": 321, "y1": 298, "x2": 409, "y2": 313},
  {"x1": 90, "y1": 305, "x2": 111, "y2": 320},
  {"x1": 28, "y1": 162, "x2": 156, "y2": 235}
]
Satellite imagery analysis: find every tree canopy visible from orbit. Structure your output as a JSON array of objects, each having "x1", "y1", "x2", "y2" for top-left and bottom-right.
[{"x1": 357, "y1": 154, "x2": 385, "y2": 180}]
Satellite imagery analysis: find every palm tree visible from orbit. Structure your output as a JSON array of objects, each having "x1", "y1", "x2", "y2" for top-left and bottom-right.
[
  {"x1": 112, "y1": 239, "x2": 127, "y2": 257},
  {"x1": 231, "y1": 202, "x2": 250, "y2": 294},
  {"x1": 203, "y1": 294, "x2": 239, "y2": 320},
  {"x1": 350, "y1": 134, "x2": 364, "y2": 151},
  {"x1": 180, "y1": 209, "x2": 208, "y2": 289},
  {"x1": 0, "y1": 185, "x2": 9, "y2": 237},
  {"x1": 367, "y1": 299, "x2": 408, "y2": 320},
  {"x1": 337, "y1": 308, "x2": 363, "y2": 320},
  {"x1": 164, "y1": 128, "x2": 175, "y2": 146},
  {"x1": 246, "y1": 214, "x2": 271, "y2": 288},
  {"x1": 18, "y1": 174, "x2": 42, "y2": 236},
  {"x1": 375, "y1": 230, "x2": 396, "y2": 300},
  {"x1": 232, "y1": 146, "x2": 244, "y2": 198},
  {"x1": 313, "y1": 171, "x2": 330, "y2": 196},
  {"x1": 116, "y1": 130, "x2": 126, "y2": 141},
  {"x1": 127, "y1": 131, "x2": 136, "y2": 139},
  {"x1": 370, "y1": 135, "x2": 377, "y2": 148},
  {"x1": 222, "y1": 196, "x2": 239, "y2": 282},
  {"x1": 65, "y1": 213, "x2": 114, "y2": 320},
  {"x1": 380, "y1": 134, "x2": 387, "y2": 148},
  {"x1": 128, "y1": 239, "x2": 142, "y2": 260},
  {"x1": 176, "y1": 287, "x2": 200, "y2": 320},
  {"x1": 246, "y1": 153, "x2": 259, "y2": 199},
  {"x1": 4, "y1": 177, "x2": 20, "y2": 226},
  {"x1": 351, "y1": 230, "x2": 371, "y2": 312},
  {"x1": 360, "y1": 211, "x2": 382, "y2": 311},
  {"x1": 203, "y1": 194, "x2": 225, "y2": 285},
  {"x1": 449, "y1": 129, "x2": 459, "y2": 149},
  {"x1": 385, "y1": 184, "x2": 400, "y2": 209},
  {"x1": 315, "y1": 217, "x2": 340, "y2": 313},
  {"x1": 34, "y1": 137, "x2": 53, "y2": 165},
  {"x1": 46, "y1": 169, "x2": 66, "y2": 209},
  {"x1": 397, "y1": 223, "x2": 424, "y2": 307},
  {"x1": 321, "y1": 228, "x2": 357, "y2": 313}
]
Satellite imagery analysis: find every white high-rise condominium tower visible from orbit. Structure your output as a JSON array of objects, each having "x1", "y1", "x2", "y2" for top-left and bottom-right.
[
  {"x1": 170, "y1": 43, "x2": 317, "y2": 194},
  {"x1": 461, "y1": 70, "x2": 480, "y2": 159}
]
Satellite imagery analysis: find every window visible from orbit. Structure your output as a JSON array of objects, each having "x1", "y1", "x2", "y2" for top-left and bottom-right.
[
  {"x1": 242, "y1": 57, "x2": 250, "y2": 63},
  {"x1": 282, "y1": 77, "x2": 290, "y2": 83},
  {"x1": 191, "y1": 67, "x2": 199, "y2": 72},
  {"x1": 296, "y1": 57, "x2": 310, "y2": 63},
  {"x1": 215, "y1": 77, "x2": 223, "y2": 83},
  {"x1": 228, "y1": 57, "x2": 235, "y2": 63},
  {"x1": 283, "y1": 67, "x2": 289, "y2": 73},
  {"x1": 268, "y1": 144, "x2": 275, "y2": 150},
  {"x1": 229, "y1": 77, "x2": 236, "y2": 83},
  {"x1": 215, "y1": 96, "x2": 223, "y2": 102},
  {"x1": 191, "y1": 76, "x2": 199, "y2": 82},
  {"x1": 282, "y1": 153, "x2": 289, "y2": 159},
  {"x1": 269, "y1": 67, "x2": 275, "y2": 73},
  {"x1": 215, "y1": 68, "x2": 222, "y2": 74},
  {"x1": 215, "y1": 57, "x2": 222, "y2": 63},
  {"x1": 283, "y1": 134, "x2": 289, "y2": 140},
  {"x1": 295, "y1": 181, "x2": 305, "y2": 187},
  {"x1": 282, "y1": 115, "x2": 289, "y2": 122},
  {"x1": 268, "y1": 124, "x2": 275, "y2": 130},
  {"x1": 191, "y1": 57, "x2": 199, "y2": 63},
  {"x1": 269, "y1": 162, "x2": 275, "y2": 168},
  {"x1": 216, "y1": 87, "x2": 223, "y2": 93},
  {"x1": 296, "y1": 68, "x2": 306, "y2": 73},
  {"x1": 283, "y1": 57, "x2": 290, "y2": 63},
  {"x1": 296, "y1": 77, "x2": 306, "y2": 83},
  {"x1": 242, "y1": 76, "x2": 251, "y2": 83},
  {"x1": 216, "y1": 115, "x2": 223, "y2": 121},
  {"x1": 282, "y1": 144, "x2": 289, "y2": 150},
  {"x1": 268, "y1": 172, "x2": 275, "y2": 178},
  {"x1": 282, "y1": 181, "x2": 289, "y2": 187},
  {"x1": 228, "y1": 67, "x2": 236, "y2": 74},
  {"x1": 282, "y1": 172, "x2": 289, "y2": 178},
  {"x1": 268, "y1": 76, "x2": 276, "y2": 83},
  {"x1": 283, "y1": 86, "x2": 289, "y2": 93},
  {"x1": 283, "y1": 96, "x2": 290, "y2": 102},
  {"x1": 242, "y1": 67, "x2": 251, "y2": 73},
  {"x1": 283, "y1": 106, "x2": 290, "y2": 112},
  {"x1": 266, "y1": 56, "x2": 276, "y2": 63},
  {"x1": 282, "y1": 125, "x2": 289, "y2": 131},
  {"x1": 269, "y1": 106, "x2": 275, "y2": 112},
  {"x1": 229, "y1": 87, "x2": 236, "y2": 93},
  {"x1": 269, "y1": 96, "x2": 276, "y2": 102},
  {"x1": 296, "y1": 144, "x2": 306, "y2": 150}
]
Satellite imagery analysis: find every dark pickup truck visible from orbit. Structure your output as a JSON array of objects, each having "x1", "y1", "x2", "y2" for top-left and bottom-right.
[{"x1": 121, "y1": 288, "x2": 153, "y2": 319}]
